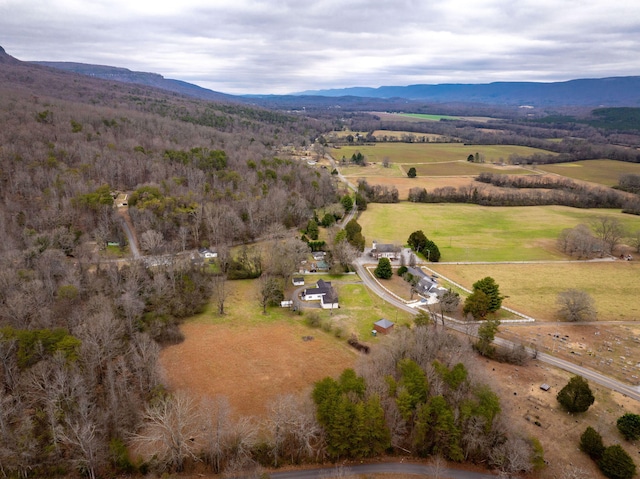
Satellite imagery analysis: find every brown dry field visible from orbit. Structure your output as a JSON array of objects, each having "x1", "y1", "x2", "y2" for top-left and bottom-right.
[
  {"x1": 159, "y1": 320, "x2": 357, "y2": 418},
  {"x1": 159, "y1": 275, "x2": 640, "y2": 478},
  {"x1": 162, "y1": 318, "x2": 640, "y2": 479}
]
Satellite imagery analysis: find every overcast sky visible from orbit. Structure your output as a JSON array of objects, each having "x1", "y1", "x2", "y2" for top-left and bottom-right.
[{"x1": 1, "y1": 0, "x2": 639, "y2": 95}]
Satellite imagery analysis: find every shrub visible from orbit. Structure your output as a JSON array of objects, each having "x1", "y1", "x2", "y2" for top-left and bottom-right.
[
  {"x1": 557, "y1": 376, "x2": 595, "y2": 413},
  {"x1": 580, "y1": 426, "x2": 605, "y2": 460},
  {"x1": 599, "y1": 445, "x2": 636, "y2": 479},
  {"x1": 374, "y1": 257, "x2": 393, "y2": 279},
  {"x1": 617, "y1": 413, "x2": 640, "y2": 441},
  {"x1": 305, "y1": 311, "x2": 322, "y2": 328}
]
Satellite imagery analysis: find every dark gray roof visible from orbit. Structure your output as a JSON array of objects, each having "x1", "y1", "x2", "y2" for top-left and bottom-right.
[
  {"x1": 373, "y1": 243, "x2": 398, "y2": 253},
  {"x1": 304, "y1": 279, "x2": 335, "y2": 297},
  {"x1": 374, "y1": 318, "x2": 394, "y2": 329}
]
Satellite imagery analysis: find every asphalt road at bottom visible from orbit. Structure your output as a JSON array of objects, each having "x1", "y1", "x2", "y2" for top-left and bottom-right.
[{"x1": 271, "y1": 462, "x2": 497, "y2": 478}]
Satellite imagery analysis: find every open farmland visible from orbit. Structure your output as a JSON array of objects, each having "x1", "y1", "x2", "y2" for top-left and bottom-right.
[
  {"x1": 159, "y1": 276, "x2": 412, "y2": 419},
  {"x1": 358, "y1": 203, "x2": 640, "y2": 262},
  {"x1": 333, "y1": 143, "x2": 557, "y2": 165},
  {"x1": 537, "y1": 159, "x2": 640, "y2": 186},
  {"x1": 371, "y1": 111, "x2": 496, "y2": 123},
  {"x1": 411, "y1": 160, "x2": 533, "y2": 177},
  {"x1": 427, "y1": 262, "x2": 640, "y2": 322}
]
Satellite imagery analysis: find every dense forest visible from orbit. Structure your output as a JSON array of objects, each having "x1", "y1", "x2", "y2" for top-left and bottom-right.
[{"x1": 0, "y1": 55, "x2": 339, "y2": 477}]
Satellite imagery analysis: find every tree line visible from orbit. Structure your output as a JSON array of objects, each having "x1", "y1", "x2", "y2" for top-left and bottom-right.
[{"x1": 407, "y1": 175, "x2": 640, "y2": 212}]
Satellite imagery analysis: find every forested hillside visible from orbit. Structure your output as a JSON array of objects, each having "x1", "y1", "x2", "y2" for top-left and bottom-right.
[{"x1": 0, "y1": 52, "x2": 336, "y2": 477}]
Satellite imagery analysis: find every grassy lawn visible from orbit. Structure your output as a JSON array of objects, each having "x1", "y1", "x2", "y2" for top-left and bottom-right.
[
  {"x1": 358, "y1": 203, "x2": 640, "y2": 262},
  {"x1": 370, "y1": 112, "x2": 497, "y2": 123},
  {"x1": 413, "y1": 161, "x2": 533, "y2": 177},
  {"x1": 340, "y1": 162, "x2": 405, "y2": 178},
  {"x1": 397, "y1": 113, "x2": 461, "y2": 121},
  {"x1": 336, "y1": 282, "x2": 414, "y2": 339},
  {"x1": 332, "y1": 143, "x2": 557, "y2": 165},
  {"x1": 429, "y1": 262, "x2": 640, "y2": 322},
  {"x1": 536, "y1": 159, "x2": 640, "y2": 186}
]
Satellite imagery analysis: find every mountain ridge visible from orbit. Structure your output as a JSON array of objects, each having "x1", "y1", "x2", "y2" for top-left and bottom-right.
[
  {"x1": 31, "y1": 60, "x2": 235, "y2": 102},
  {"x1": 2, "y1": 46, "x2": 639, "y2": 107},
  {"x1": 294, "y1": 76, "x2": 640, "y2": 107}
]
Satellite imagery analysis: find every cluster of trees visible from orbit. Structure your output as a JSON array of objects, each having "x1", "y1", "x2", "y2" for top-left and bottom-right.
[
  {"x1": 357, "y1": 179, "x2": 400, "y2": 203},
  {"x1": 314, "y1": 326, "x2": 542, "y2": 476},
  {"x1": 558, "y1": 216, "x2": 627, "y2": 258},
  {"x1": 616, "y1": 173, "x2": 640, "y2": 195},
  {"x1": 463, "y1": 277, "x2": 504, "y2": 320},
  {"x1": 407, "y1": 181, "x2": 636, "y2": 210},
  {"x1": 580, "y1": 420, "x2": 637, "y2": 479},
  {"x1": 407, "y1": 230, "x2": 441, "y2": 262},
  {"x1": 0, "y1": 254, "x2": 217, "y2": 477},
  {"x1": 0, "y1": 58, "x2": 344, "y2": 478}
]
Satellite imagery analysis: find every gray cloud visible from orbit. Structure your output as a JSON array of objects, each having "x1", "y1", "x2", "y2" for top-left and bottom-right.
[{"x1": 1, "y1": 0, "x2": 639, "y2": 94}]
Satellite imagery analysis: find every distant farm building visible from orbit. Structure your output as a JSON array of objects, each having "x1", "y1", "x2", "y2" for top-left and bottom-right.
[{"x1": 373, "y1": 318, "x2": 395, "y2": 334}]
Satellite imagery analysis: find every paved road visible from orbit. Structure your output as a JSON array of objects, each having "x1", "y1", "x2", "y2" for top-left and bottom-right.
[
  {"x1": 271, "y1": 462, "x2": 497, "y2": 479},
  {"x1": 353, "y1": 259, "x2": 640, "y2": 402}
]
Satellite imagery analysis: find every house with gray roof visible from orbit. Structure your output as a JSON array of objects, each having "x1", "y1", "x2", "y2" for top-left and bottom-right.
[
  {"x1": 371, "y1": 240, "x2": 401, "y2": 260},
  {"x1": 301, "y1": 279, "x2": 339, "y2": 309},
  {"x1": 405, "y1": 266, "x2": 439, "y2": 295}
]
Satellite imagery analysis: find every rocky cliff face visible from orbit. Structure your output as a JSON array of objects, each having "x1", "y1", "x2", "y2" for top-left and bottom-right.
[{"x1": 0, "y1": 45, "x2": 22, "y2": 64}]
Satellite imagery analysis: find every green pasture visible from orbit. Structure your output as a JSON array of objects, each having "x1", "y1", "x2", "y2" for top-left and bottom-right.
[
  {"x1": 358, "y1": 203, "x2": 640, "y2": 262},
  {"x1": 188, "y1": 274, "x2": 410, "y2": 340},
  {"x1": 337, "y1": 283, "x2": 413, "y2": 338},
  {"x1": 398, "y1": 113, "x2": 460, "y2": 121},
  {"x1": 332, "y1": 143, "x2": 556, "y2": 165},
  {"x1": 536, "y1": 159, "x2": 640, "y2": 186},
  {"x1": 340, "y1": 162, "x2": 405, "y2": 178},
  {"x1": 430, "y1": 262, "x2": 640, "y2": 322},
  {"x1": 371, "y1": 112, "x2": 497, "y2": 123},
  {"x1": 413, "y1": 161, "x2": 534, "y2": 177}
]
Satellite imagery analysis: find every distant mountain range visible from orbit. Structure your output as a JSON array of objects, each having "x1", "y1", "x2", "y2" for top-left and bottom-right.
[
  {"x1": 2, "y1": 46, "x2": 639, "y2": 107},
  {"x1": 295, "y1": 77, "x2": 640, "y2": 107}
]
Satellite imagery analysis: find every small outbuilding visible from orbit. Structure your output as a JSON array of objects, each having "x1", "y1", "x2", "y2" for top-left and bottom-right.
[
  {"x1": 292, "y1": 277, "x2": 305, "y2": 286},
  {"x1": 373, "y1": 318, "x2": 395, "y2": 335},
  {"x1": 540, "y1": 383, "x2": 551, "y2": 392}
]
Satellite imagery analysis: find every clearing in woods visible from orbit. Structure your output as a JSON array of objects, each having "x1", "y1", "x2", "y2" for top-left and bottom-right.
[{"x1": 160, "y1": 320, "x2": 356, "y2": 418}]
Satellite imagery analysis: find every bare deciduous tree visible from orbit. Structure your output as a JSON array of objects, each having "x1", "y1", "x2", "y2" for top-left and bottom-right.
[
  {"x1": 266, "y1": 394, "x2": 323, "y2": 466},
  {"x1": 555, "y1": 464, "x2": 594, "y2": 479},
  {"x1": 266, "y1": 237, "x2": 310, "y2": 284},
  {"x1": 557, "y1": 289, "x2": 597, "y2": 322},
  {"x1": 131, "y1": 390, "x2": 202, "y2": 472},
  {"x1": 200, "y1": 396, "x2": 232, "y2": 474},
  {"x1": 489, "y1": 435, "x2": 534, "y2": 476},
  {"x1": 140, "y1": 229, "x2": 164, "y2": 255},
  {"x1": 591, "y1": 216, "x2": 625, "y2": 256}
]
